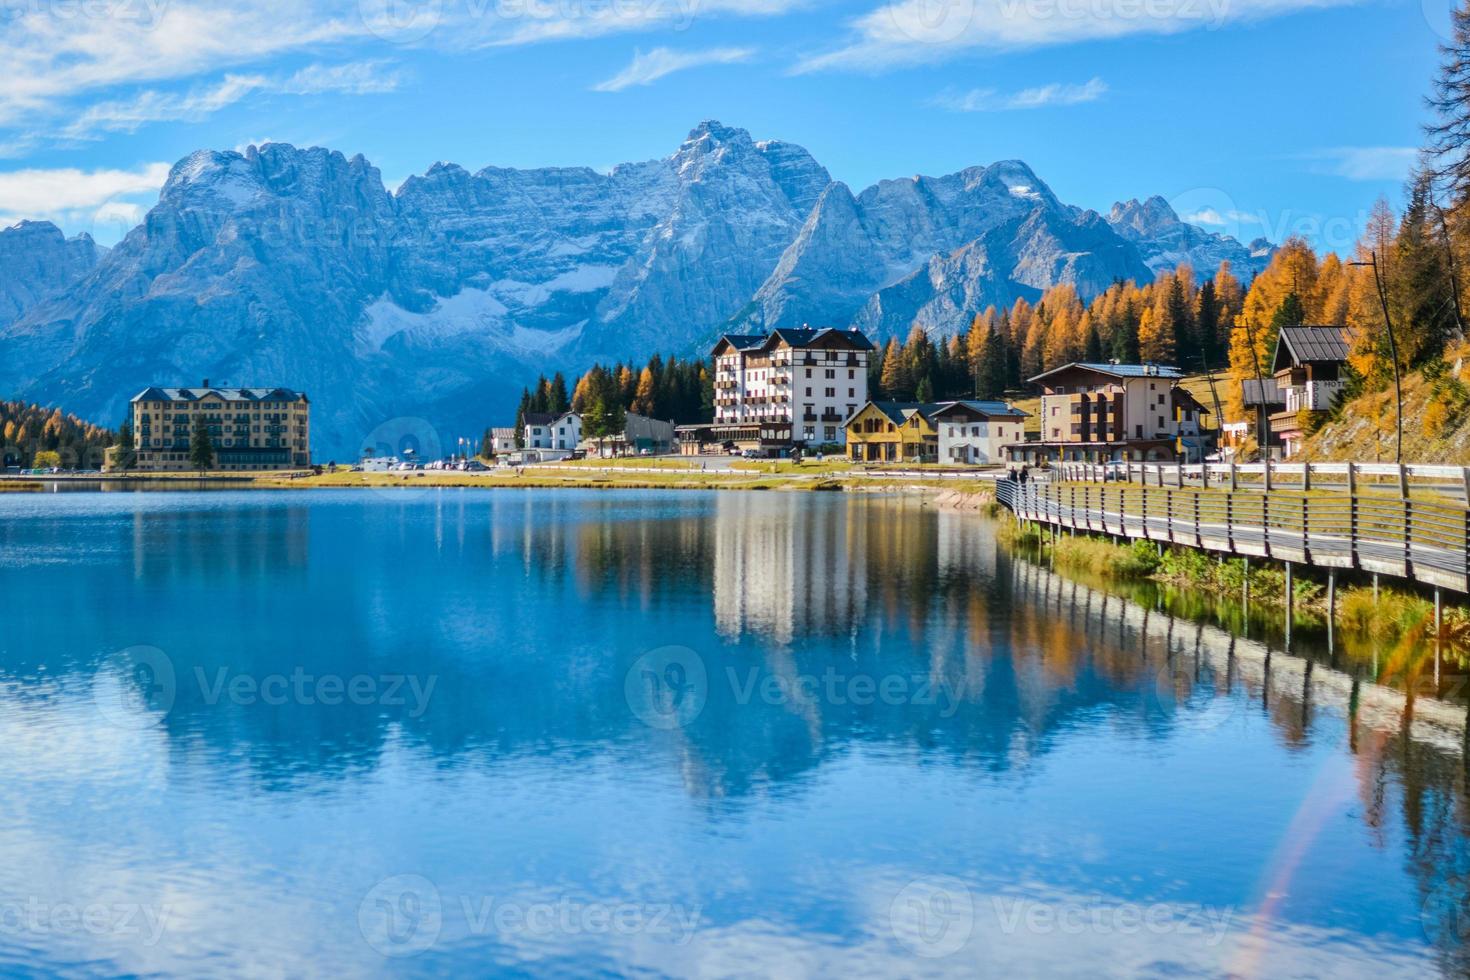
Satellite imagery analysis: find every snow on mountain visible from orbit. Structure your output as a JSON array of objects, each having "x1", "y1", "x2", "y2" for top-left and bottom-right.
[
  {"x1": 0, "y1": 124, "x2": 1269, "y2": 458},
  {"x1": 1106, "y1": 196, "x2": 1275, "y2": 279}
]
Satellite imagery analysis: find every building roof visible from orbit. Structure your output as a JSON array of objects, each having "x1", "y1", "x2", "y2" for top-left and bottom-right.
[
  {"x1": 931, "y1": 399, "x2": 1030, "y2": 419},
  {"x1": 861, "y1": 401, "x2": 945, "y2": 426},
  {"x1": 491, "y1": 427, "x2": 517, "y2": 439},
  {"x1": 1170, "y1": 387, "x2": 1211, "y2": 414},
  {"x1": 711, "y1": 326, "x2": 874, "y2": 355},
  {"x1": 523, "y1": 411, "x2": 579, "y2": 427},
  {"x1": 132, "y1": 386, "x2": 307, "y2": 403},
  {"x1": 1028, "y1": 362, "x2": 1184, "y2": 385},
  {"x1": 1271, "y1": 326, "x2": 1349, "y2": 371},
  {"x1": 1240, "y1": 378, "x2": 1285, "y2": 407}
]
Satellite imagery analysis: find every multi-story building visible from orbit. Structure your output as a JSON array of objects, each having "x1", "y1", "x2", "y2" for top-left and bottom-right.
[
  {"x1": 711, "y1": 327, "x2": 873, "y2": 453},
  {"x1": 1267, "y1": 326, "x2": 1350, "y2": 458},
  {"x1": 121, "y1": 382, "x2": 310, "y2": 471},
  {"x1": 933, "y1": 401, "x2": 1030, "y2": 464},
  {"x1": 1016, "y1": 362, "x2": 1199, "y2": 463}
]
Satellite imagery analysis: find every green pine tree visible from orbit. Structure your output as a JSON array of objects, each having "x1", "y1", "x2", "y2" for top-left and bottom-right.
[{"x1": 189, "y1": 419, "x2": 214, "y2": 472}]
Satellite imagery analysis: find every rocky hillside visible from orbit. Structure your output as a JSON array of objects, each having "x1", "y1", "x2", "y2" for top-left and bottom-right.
[
  {"x1": 0, "y1": 121, "x2": 1271, "y2": 458},
  {"x1": 1301, "y1": 343, "x2": 1470, "y2": 463}
]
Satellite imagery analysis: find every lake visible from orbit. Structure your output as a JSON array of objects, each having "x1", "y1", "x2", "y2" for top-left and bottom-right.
[{"x1": 1, "y1": 488, "x2": 1468, "y2": 978}]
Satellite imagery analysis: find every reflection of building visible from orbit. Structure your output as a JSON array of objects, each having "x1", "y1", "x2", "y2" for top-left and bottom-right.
[
  {"x1": 712, "y1": 494, "x2": 867, "y2": 644},
  {"x1": 845, "y1": 402, "x2": 941, "y2": 463},
  {"x1": 1011, "y1": 362, "x2": 1195, "y2": 464},
  {"x1": 123, "y1": 383, "x2": 310, "y2": 471},
  {"x1": 711, "y1": 327, "x2": 874, "y2": 453},
  {"x1": 1267, "y1": 326, "x2": 1349, "y2": 458}
]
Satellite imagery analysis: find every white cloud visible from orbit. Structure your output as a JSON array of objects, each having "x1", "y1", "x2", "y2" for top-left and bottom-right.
[
  {"x1": 1182, "y1": 207, "x2": 1264, "y2": 226},
  {"x1": 797, "y1": 0, "x2": 1356, "y2": 72},
  {"x1": 0, "y1": 2, "x2": 365, "y2": 128},
  {"x1": 482, "y1": 0, "x2": 804, "y2": 46},
  {"x1": 0, "y1": 162, "x2": 169, "y2": 243},
  {"x1": 59, "y1": 61, "x2": 403, "y2": 140},
  {"x1": 933, "y1": 76, "x2": 1105, "y2": 111},
  {"x1": 593, "y1": 46, "x2": 755, "y2": 92},
  {"x1": 0, "y1": 163, "x2": 170, "y2": 214},
  {"x1": 1306, "y1": 146, "x2": 1419, "y2": 181}
]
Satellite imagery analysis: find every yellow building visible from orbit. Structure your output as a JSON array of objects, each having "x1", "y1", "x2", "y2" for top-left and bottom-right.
[
  {"x1": 845, "y1": 402, "x2": 940, "y2": 463},
  {"x1": 120, "y1": 383, "x2": 311, "y2": 471}
]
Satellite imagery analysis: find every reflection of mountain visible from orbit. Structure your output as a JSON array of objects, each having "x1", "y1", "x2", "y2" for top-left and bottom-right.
[{"x1": 4, "y1": 490, "x2": 1470, "y2": 948}]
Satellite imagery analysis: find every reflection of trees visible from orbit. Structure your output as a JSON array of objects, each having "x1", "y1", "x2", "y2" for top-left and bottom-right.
[{"x1": 10, "y1": 488, "x2": 1470, "y2": 950}]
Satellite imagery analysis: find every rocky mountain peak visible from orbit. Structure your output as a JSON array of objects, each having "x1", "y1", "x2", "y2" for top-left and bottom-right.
[{"x1": 0, "y1": 122, "x2": 1274, "y2": 459}]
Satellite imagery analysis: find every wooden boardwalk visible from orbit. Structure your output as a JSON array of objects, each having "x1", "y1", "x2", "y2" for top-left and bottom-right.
[{"x1": 996, "y1": 476, "x2": 1470, "y2": 594}]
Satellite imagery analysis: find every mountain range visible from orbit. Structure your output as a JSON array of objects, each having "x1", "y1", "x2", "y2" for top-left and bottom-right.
[{"x1": 0, "y1": 120, "x2": 1273, "y2": 459}]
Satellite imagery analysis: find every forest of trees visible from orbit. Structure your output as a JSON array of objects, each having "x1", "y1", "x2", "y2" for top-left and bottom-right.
[
  {"x1": 0, "y1": 401, "x2": 114, "y2": 469},
  {"x1": 866, "y1": 265, "x2": 1237, "y2": 404},
  {"x1": 485, "y1": 356, "x2": 714, "y2": 453}
]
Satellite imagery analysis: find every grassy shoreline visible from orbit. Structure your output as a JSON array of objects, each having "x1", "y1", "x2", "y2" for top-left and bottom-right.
[{"x1": 1001, "y1": 517, "x2": 1470, "y2": 652}]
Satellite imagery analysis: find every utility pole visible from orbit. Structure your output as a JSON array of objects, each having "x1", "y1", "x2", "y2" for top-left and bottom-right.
[{"x1": 1350, "y1": 252, "x2": 1406, "y2": 495}]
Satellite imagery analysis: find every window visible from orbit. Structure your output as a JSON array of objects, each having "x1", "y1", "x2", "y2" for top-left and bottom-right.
[{"x1": 825, "y1": 388, "x2": 835, "y2": 398}]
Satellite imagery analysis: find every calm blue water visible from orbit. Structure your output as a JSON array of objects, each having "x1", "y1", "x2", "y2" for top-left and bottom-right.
[{"x1": 1, "y1": 488, "x2": 1468, "y2": 978}]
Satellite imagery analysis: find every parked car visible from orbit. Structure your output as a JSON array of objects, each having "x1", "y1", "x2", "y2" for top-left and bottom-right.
[{"x1": 462, "y1": 459, "x2": 489, "y2": 472}]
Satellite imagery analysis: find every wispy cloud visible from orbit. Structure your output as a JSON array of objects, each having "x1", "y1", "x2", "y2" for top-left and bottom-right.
[
  {"x1": 59, "y1": 61, "x2": 403, "y2": 140},
  {"x1": 1304, "y1": 146, "x2": 1418, "y2": 181},
  {"x1": 1182, "y1": 207, "x2": 1263, "y2": 226},
  {"x1": 932, "y1": 77, "x2": 1105, "y2": 111},
  {"x1": 593, "y1": 46, "x2": 755, "y2": 92},
  {"x1": 483, "y1": 0, "x2": 803, "y2": 46},
  {"x1": 0, "y1": 162, "x2": 170, "y2": 241},
  {"x1": 797, "y1": 0, "x2": 1354, "y2": 72}
]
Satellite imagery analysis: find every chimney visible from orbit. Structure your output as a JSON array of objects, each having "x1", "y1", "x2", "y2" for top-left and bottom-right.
[{"x1": 202, "y1": 378, "x2": 210, "y2": 388}]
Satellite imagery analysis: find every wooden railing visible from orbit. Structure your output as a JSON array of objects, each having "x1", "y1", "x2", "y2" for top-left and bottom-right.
[
  {"x1": 1050, "y1": 460, "x2": 1470, "y2": 500},
  {"x1": 996, "y1": 478, "x2": 1470, "y2": 593}
]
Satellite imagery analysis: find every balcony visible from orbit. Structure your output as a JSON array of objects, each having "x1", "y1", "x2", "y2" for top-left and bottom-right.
[{"x1": 1284, "y1": 380, "x2": 1346, "y2": 414}]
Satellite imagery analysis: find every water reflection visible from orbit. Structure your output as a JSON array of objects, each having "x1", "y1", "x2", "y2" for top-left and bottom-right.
[{"x1": 0, "y1": 489, "x2": 1468, "y2": 976}]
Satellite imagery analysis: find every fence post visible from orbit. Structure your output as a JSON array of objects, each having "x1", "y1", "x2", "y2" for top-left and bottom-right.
[
  {"x1": 1229, "y1": 461, "x2": 1237, "y2": 492},
  {"x1": 1202, "y1": 462, "x2": 1210, "y2": 490},
  {"x1": 1302, "y1": 462, "x2": 1311, "y2": 492},
  {"x1": 1405, "y1": 496, "x2": 1413, "y2": 578},
  {"x1": 1462, "y1": 466, "x2": 1470, "y2": 505},
  {"x1": 1302, "y1": 495, "x2": 1309, "y2": 561},
  {"x1": 1226, "y1": 490, "x2": 1234, "y2": 551},
  {"x1": 1398, "y1": 463, "x2": 1408, "y2": 499},
  {"x1": 1346, "y1": 461, "x2": 1356, "y2": 496},
  {"x1": 1263, "y1": 458, "x2": 1272, "y2": 493}
]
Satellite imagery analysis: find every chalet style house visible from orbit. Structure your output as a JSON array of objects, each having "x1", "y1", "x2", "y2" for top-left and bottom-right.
[
  {"x1": 932, "y1": 401, "x2": 1030, "y2": 464},
  {"x1": 1011, "y1": 362, "x2": 1209, "y2": 464},
  {"x1": 845, "y1": 402, "x2": 942, "y2": 463},
  {"x1": 1267, "y1": 326, "x2": 1350, "y2": 458}
]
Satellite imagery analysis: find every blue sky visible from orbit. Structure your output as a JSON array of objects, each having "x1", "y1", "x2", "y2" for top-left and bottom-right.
[{"x1": 0, "y1": 0, "x2": 1450, "y2": 251}]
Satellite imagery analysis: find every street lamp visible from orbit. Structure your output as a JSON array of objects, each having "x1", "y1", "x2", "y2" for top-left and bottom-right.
[{"x1": 1349, "y1": 252, "x2": 1405, "y2": 493}]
